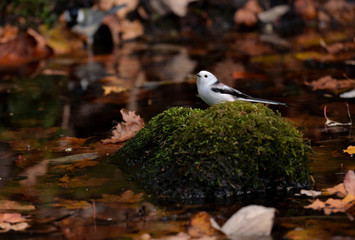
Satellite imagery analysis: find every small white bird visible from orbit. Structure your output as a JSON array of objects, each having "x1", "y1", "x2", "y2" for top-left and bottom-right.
[{"x1": 196, "y1": 70, "x2": 287, "y2": 106}]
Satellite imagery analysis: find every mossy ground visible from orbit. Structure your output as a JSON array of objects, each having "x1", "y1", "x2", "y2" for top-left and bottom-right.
[{"x1": 113, "y1": 101, "x2": 311, "y2": 199}]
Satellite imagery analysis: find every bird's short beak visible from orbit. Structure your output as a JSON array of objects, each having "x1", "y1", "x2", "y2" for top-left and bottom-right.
[{"x1": 197, "y1": 74, "x2": 201, "y2": 77}]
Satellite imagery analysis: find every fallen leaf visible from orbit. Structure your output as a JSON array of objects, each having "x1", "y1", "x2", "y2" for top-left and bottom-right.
[
  {"x1": 304, "y1": 75, "x2": 355, "y2": 91},
  {"x1": 0, "y1": 25, "x2": 18, "y2": 43},
  {"x1": 220, "y1": 205, "x2": 275, "y2": 236},
  {"x1": 344, "y1": 170, "x2": 355, "y2": 195},
  {"x1": 99, "y1": 190, "x2": 144, "y2": 203},
  {"x1": 344, "y1": 146, "x2": 355, "y2": 155},
  {"x1": 52, "y1": 199, "x2": 91, "y2": 209},
  {"x1": 300, "y1": 189, "x2": 322, "y2": 197},
  {"x1": 322, "y1": 183, "x2": 347, "y2": 197},
  {"x1": 0, "y1": 213, "x2": 28, "y2": 223},
  {"x1": 0, "y1": 200, "x2": 35, "y2": 211},
  {"x1": 58, "y1": 175, "x2": 109, "y2": 188},
  {"x1": 101, "y1": 109, "x2": 144, "y2": 144},
  {"x1": 324, "y1": 198, "x2": 345, "y2": 215},
  {"x1": 54, "y1": 159, "x2": 99, "y2": 171},
  {"x1": 234, "y1": 0, "x2": 263, "y2": 27},
  {"x1": 187, "y1": 212, "x2": 220, "y2": 238},
  {"x1": 103, "y1": 85, "x2": 127, "y2": 95},
  {"x1": 343, "y1": 193, "x2": 355, "y2": 205},
  {"x1": 0, "y1": 222, "x2": 29, "y2": 233},
  {"x1": 304, "y1": 199, "x2": 326, "y2": 211}
]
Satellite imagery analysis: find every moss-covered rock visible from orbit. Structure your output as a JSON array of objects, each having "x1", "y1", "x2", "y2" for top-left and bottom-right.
[{"x1": 113, "y1": 101, "x2": 311, "y2": 199}]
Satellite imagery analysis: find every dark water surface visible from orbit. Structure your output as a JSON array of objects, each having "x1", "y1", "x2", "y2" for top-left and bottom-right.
[{"x1": 1, "y1": 29, "x2": 355, "y2": 239}]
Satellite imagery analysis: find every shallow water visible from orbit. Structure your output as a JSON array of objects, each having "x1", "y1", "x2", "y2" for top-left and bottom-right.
[{"x1": 1, "y1": 29, "x2": 355, "y2": 239}]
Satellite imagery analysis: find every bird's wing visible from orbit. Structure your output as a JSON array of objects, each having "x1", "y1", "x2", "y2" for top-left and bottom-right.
[
  {"x1": 211, "y1": 84, "x2": 253, "y2": 100},
  {"x1": 211, "y1": 83, "x2": 287, "y2": 106}
]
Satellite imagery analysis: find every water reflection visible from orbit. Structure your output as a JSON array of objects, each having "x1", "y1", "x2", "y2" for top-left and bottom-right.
[{"x1": 0, "y1": 30, "x2": 355, "y2": 239}]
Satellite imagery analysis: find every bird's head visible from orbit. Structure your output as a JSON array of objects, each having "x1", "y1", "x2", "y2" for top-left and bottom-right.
[{"x1": 196, "y1": 70, "x2": 219, "y2": 86}]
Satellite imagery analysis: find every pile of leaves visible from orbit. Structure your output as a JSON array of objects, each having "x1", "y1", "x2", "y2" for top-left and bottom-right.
[{"x1": 113, "y1": 101, "x2": 311, "y2": 199}]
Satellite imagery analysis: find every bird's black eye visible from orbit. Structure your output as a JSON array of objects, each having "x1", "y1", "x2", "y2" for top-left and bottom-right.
[{"x1": 204, "y1": 75, "x2": 208, "y2": 78}]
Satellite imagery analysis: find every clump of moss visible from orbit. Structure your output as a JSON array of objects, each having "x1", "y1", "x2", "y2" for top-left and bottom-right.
[{"x1": 113, "y1": 101, "x2": 311, "y2": 199}]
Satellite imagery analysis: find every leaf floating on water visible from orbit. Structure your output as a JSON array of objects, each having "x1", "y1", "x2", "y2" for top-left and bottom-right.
[
  {"x1": 220, "y1": 205, "x2": 275, "y2": 237},
  {"x1": 304, "y1": 199, "x2": 326, "y2": 211},
  {"x1": 322, "y1": 183, "x2": 347, "y2": 197},
  {"x1": 99, "y1": 190, "x2": 144, "y2": 203},
  {"x1": 344, "y1": 146, "x2": 355, "y2": 156},
  {"x1": 102, "y1": 109, "x2": 144, "y2": 144},
  {"x1": 58, "y1": 174, "x2": 109, "y2": 188},
  {"x1": 187, "y1": 212, "x2": 221, "y2": 238},
  {"x1": 0, "y1": 200, "x2": 35, "y2": 211},
  {"x1": 300, "y1": 189, "x2": 322, "y2": 197},
  {"x1": 305, "y1": 75, "x2": 355, "y2": 91},
  {"x1": 0, "y1": 213, "x2": 30, "y2": 232},
  {"x1": 52, "y1": 199, "x2": 91, "y2": 209}
]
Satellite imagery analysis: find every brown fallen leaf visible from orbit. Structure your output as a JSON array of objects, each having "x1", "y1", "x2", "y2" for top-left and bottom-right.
[
  {"x1": 102, "y1": 108, "x2": 144, "y2": 144},
  {"x1": 53, "y1": 158, "x2": 99, "y2": 172},
  {"x1": 0, "y1": 200, "x2": 35, "y2": 211},
  {"x1": 52, "y1": 199, "x2": 91, "y2": 209},
  {"x1": 99, "y1": 190, "x2": 144, "y2": 203},
  {"x1": 188, "y1": 212, "x2": 221, "y2": 238},
  {"x1": 304, "y1": 75, "x2": 355, "y2": 91},
  {"x1": 58, "y1": 174, "x2": 109, "y2": 188},
  {"x1": 234, "y1": 0, "x2": 263, "y2": 27}
]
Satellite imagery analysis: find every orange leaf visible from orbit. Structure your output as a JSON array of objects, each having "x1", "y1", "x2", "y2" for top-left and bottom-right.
[
  {"x1": 322, "y1": 183, "x2": 347, "y2": 197},
  {"x1": 344, "y1": 146, "x2": 355, "y2": 155},
  {"x1": 188, "y1": 212, "x2": 220, "y2": 238}
]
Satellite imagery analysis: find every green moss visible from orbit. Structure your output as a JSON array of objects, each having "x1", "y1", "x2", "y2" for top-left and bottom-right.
[{"x1": 113, "y1": 101, "x2": 311, "y2": 199}]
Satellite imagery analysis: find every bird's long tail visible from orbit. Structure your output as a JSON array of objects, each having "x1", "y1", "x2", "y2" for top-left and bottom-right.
[{"x1": 242, "y1": 97, "x2": 287, "y2": 106}]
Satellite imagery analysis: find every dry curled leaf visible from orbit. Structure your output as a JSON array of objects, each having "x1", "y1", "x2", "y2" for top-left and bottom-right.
[{"x1": 102, "y1": 109, "x2": 144, "y2": 144}]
